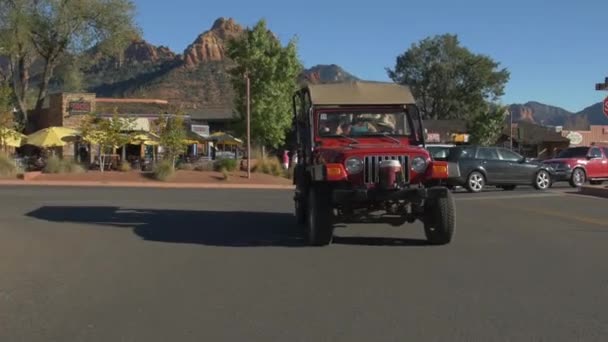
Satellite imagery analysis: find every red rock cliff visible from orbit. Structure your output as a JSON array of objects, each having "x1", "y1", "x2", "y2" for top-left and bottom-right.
[{"x1": 183, "y1": 18, "x2": 244, "y2": 67}]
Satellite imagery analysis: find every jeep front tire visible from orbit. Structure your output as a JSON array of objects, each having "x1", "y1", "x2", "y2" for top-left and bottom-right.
[
  {"x1": 306, "y1": 186, "x2": 333, "y2": 246},
  {"x1": 423, "y1": 190, "x2": 456, "y2": 245}
]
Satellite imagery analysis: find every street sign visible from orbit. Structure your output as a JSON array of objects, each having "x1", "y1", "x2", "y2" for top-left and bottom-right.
[{"x1": 604, "y1": 97, "x2": 608, "y2": 117}]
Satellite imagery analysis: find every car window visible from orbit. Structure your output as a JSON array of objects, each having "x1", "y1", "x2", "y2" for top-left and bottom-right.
[
  {"x1": 448, "y1": 146, "x2": 476, "y2": 161},
  {"x1": 557, "y1": 147, "x2": 588, "y2": 158},
  {"x1": 589, "y1": 147, "x2": 602, "y2": 159},
  {"x1": 498, "y1": 149, "x2": 522, "y2": 162},
  {"x1": 603, "y1": 148, "x2": 608, "y2": 158},
  {"x1": 476, "y1": 147, "x2": 499, "y2": 160}
]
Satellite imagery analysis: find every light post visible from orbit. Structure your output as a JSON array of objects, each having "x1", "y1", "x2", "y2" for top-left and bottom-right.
[
  {"x1": 509, "y1": 108, "x2": 513, "y2": 150},
  {"x1": 245, "y1": 72, "x2": 251, "y2": 180}
]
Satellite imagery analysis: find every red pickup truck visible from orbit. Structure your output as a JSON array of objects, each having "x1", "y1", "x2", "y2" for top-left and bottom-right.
[{"x1": 543, "y1": 146, "x2": 608, "y2": 187}]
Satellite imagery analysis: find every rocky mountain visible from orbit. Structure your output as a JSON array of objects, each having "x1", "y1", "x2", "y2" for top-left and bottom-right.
[
  {"x1": 301, "y1": 64, "x2": 359, "y2": 84},
  {"x1": 508, "y1": 100, "x2": 607, "y2": 130},
  {"x1": 183, "y1": 18, "x2": 243, "y2": 67},
  {"x1": 79, "y1": 18, "x2": 363, "y2": 113},
  {"x1": 578, "y1": 102, "x2": 608, "y2": 125}
]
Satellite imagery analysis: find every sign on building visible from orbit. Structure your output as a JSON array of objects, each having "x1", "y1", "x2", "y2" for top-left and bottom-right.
[
  {"x1": 68, "y1": 101, "x2": 92, "y2": 114},
  {"x1": 426, "y1": 133, "x2": 440, "y2": 143},
  {"x1": 191, "y1": 124, "x2": 210, "y2": 137},
  {"x1": 566, "y1": 131, "x2": 583, "y2": 145}
]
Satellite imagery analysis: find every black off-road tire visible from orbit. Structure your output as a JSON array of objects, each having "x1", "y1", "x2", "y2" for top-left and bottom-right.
[
  {"x1": 306, "y1": 186, "x2": 333, "y2": 246},
  {"x1": 424, "y1": 190, "x2": 456, "y2": 245},
  {"x1": 500, "y1": 185, "x2": 517, "y2": 191},
  {"x1": 569, "y1": 168, "x2": 586, "y2": 188},
  {"x1": 294, "y1": 165, "x2": 308, "y2": 225},
  {"x1": 295, "y1": 193, "x2": 306, "y2": 225}
]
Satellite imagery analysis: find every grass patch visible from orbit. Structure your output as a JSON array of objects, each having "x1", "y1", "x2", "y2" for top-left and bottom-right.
[
  {"x1": 194, "y1": 161, "x2": 214, "y2": 172},
  {"x1": 0, "y1": 154, "x2": 17, "y2": 177},
  {"x1": 178, "y1": 163, "x2": 195, "y2": 171},
  {"x1": 153, "y1": 160, "x2": 175, "y2": 181},
  {"x1": 43, "y1": 156, "x2": 85, "y2": 174},
  {"x1": 118, "y1": 162, "x2": 132, "y2": 172},
  {"x1": 253, "y1": 157, "x2": 284, "y2": 177},
  {"x1": 220, "y1": 167, "x2": 229, "y2": 181},
  {"x1": 214, "y1": 158, "x2": 237, "y2": 172}
]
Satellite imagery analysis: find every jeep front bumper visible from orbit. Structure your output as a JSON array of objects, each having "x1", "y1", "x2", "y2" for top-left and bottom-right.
[{"x1": 332, "y1": 187, "x2": 449, "y2": 204}]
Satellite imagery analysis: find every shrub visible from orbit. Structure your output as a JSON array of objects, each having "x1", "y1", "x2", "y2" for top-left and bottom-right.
[
  {"x1": 178, "y1": 163, "x2": 195, "y2": 171},
  {"x1": 43, "y1": 156, "x2": 63, "y2": 174},
  {"x1": 0, "y1": 154, "x2": 16, "y2": 177},
  {"x1": 214, "y1": 158, "x2": 237, "y2": 172},
  {"x1": 220, "y1": 167, "x2": 229, "y2": 181},
  {"x1": 63, "y1": 161, "x2": 85, "y2": 174},
  {"x1": 118, "y1": 162, "x2": 132, "y2": 172},
  {"x1": 253, "y1": 157, "x2": 284, "y2": 177},
  {"x1": 194, "y1": 161, "x2": 214, "y2": 172},
  {"x1": 153, "y1": 160, "x2": 175, "y2": 181},
  {"x1": 43, "y1": 156, "x2": 85, "y2": 174}
]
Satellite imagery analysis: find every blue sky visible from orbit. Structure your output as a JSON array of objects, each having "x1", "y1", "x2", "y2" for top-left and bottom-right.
[{"x1": 133, "y1": 0, "x2": 607, "y2": 112}]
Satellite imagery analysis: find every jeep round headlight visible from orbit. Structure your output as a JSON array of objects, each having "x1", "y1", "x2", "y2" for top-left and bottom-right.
[
  {"x1": 411, "y1": 156, "x2": 427, "y2": 173},
  {"x1": 345, "y1": 157, "x2": 363, "y2": 174}
]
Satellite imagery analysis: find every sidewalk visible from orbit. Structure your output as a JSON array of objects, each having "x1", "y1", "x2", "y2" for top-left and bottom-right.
[
  {"x1": 0, "y1": 170, "x2": 295, "y2": 190},
  {"x1": 0, "y1": 179, "x2": 294, "y2": 190}
]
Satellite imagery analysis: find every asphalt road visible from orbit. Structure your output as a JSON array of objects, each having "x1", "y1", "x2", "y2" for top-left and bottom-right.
[{"x1": 1, "y1": 185, "x2": 607, "y2": 342}]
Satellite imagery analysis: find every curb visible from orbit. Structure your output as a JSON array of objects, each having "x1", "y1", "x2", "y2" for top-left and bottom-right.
[
  {"x1": 579, "y1": 186, "x2": 608, "y2": 199},
  {"x1": 0, "y1": 180, "x2": 295, "y2": 190}
]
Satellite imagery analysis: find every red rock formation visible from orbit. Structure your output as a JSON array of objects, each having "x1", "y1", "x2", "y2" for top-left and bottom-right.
[
  {"x1": 518, "y1": 106, "x2": 537, "y2": 123},
  {"x1": 183, "y1": 17, "x2": 244, "y2": 67},
  {"x1": 123, "y1": 40, "x2": 176, "y2": 63}
]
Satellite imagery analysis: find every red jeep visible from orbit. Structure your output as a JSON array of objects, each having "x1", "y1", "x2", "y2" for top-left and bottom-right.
[
  {"x1": 544, "y1": 146, "x2": 608, "y2": 187},
  {"x1": 292, "y1": 82, "x2": 455, "y2": 246}
]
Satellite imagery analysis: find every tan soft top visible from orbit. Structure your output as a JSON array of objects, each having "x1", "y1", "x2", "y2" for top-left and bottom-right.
[{"x1": 306, "y1": 81, "x2": 416, "y2": 106}]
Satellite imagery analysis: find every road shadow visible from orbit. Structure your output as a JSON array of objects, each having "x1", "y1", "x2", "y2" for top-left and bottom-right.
[
  {"x1": 26, "y1": 206, "x2": 304, "y2": 247},
  {"x1": 26, "y1": 206, "x2": 431, "y2": 248}
]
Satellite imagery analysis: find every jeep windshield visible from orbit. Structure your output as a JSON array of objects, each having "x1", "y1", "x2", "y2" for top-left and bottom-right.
[{"x1": 318, "y1": 111, "x2": 411, "y2": 138}]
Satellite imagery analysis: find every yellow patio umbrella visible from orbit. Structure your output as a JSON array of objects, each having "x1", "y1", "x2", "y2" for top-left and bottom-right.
[
  {"x1": 0, "y1": 128, "x2": 26, "y2": 147},
  {"x1": 26, "y1": 127, "x2": 80, "y2": 147},
  {"x1": 130, "y1": 132, "x2": 160, "y2": 146}
]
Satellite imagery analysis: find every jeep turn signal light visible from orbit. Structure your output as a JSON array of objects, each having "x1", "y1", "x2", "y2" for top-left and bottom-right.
[
  {"x1": 325, "y1": 163, "x2": 347, "y2": 181},
  {"x1": 431, "y1": 162, "x2": 449, "y2": 179}
]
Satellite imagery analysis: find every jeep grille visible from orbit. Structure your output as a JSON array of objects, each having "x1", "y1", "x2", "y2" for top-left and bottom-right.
[{"x1": 363, "y1": 155, "x2": 409, "y2": 184}]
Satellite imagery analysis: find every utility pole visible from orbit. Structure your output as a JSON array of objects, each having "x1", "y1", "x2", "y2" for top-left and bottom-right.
[
  {"x1": 245, "y1": 72, "x2": 251, "y2": 180},
  {"x1": 509, "y1": 109, "x2": 513, "y2": 150}
]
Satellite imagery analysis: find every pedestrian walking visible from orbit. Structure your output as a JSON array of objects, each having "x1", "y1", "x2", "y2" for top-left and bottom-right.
[{"x1": 282, "y1": 150, "x2": 289, "y2": 170}]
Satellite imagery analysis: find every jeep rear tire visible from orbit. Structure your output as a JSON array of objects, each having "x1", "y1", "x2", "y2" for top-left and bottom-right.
[
  {"x1": 424, "y1": 190, "x2": 455, "y2": 245},
  {"x1": 306, "y1": 186, "x2": 333, "y2": 246}
]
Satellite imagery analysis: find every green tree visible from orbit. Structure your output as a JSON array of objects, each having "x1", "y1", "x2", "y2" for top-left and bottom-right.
[
  {"x1": 0, "y1": 0, "x2": 139, "y2": 122},
  {"x1": 154, "y1": 114, "x2": 188, "y2": 168},
  {"x1": 468, "y1": 105, "x2": 508, "y2": 146},
  {"x1": 388, "y1": 34, "x2": 510, "y2": 120},
  {"x1": 80, "y1": 109, "x2": 135, "y2": 172},
  {"x1": 226, "y1": 19, "x2": 302, "y2": 154},
  {"x1": 0, "y1": 83, "x2": 19, "y2": 152}
]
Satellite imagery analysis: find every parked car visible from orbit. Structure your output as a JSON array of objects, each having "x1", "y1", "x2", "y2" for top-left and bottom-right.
[
  {"x1": 426, "y1": 144, "x2": 455, "y2": 161},
  {"x1": 543, "y1": 146, "x2": 608, "y2": 187},
  {"x1": 446, "y1": 146, "x2": 555, "y2": 193}
]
